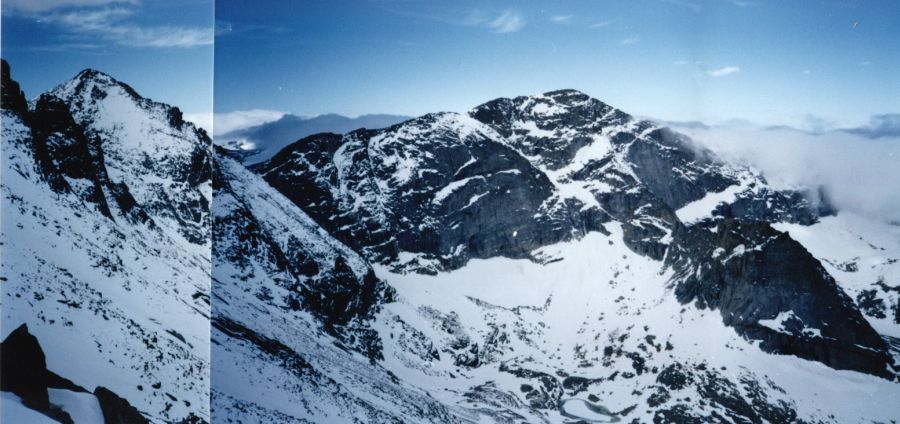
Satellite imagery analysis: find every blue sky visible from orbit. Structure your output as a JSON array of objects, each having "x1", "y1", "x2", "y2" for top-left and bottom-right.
[
  {"x1": 2, "y1": 1, "x2": 898, "y2": 131},
  {"x1": 1, "y1": 0, "x2": 213, "y2": 121},
  {"x1": 215, "y1": 0, "x2": 899, "y2": 129}
]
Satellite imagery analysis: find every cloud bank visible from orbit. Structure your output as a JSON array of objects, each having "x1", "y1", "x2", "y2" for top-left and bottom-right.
[
  {"x1": 673, "y1": 122, "x2": 900, "y2": 223},
  {"x1": 211, "y1": 109, "x2": 287, "y2": 136}
]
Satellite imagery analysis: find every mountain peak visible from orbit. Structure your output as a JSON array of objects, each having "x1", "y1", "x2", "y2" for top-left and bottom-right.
[
  {"x1": 51, "y1": 67, "x2": 143, "y2": 105},
  {"x1": 74, "y1": 67, "x2": 111, "y2": 80},
  {"x1": 542, "y1": 88, "x2": 590, "y2": 100},
  {"x1": 72, "y1": 68, "x2": 124, "y2": 90}
]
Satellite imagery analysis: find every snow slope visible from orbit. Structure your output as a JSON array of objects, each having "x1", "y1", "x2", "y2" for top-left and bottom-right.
[{"x1": 1, "y1": 62, "x2": 210, "y2": 423}]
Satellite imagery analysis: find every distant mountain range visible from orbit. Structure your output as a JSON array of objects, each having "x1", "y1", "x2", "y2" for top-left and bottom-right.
[{"x1": 217, "y1": 113, "x2": 410, "y2": 164}]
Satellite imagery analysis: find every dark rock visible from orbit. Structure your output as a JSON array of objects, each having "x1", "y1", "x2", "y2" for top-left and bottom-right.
[
  {"x1": 714, "y1": 186, "x2": 834, "y2": 225},
  {"x1": 856, "y1": 289, "x2": 887, "y2": 319},
  {"x1": 1, "y1": 324, "x2": 52, "y2": 410},
  {"x1": 94, "y1": 386, "x2": 150, "y2": 424},
  {"x1": 1, "y1": 59, "x2": 29, "y2": 118},
  {"x1": 499, "y1": 364, "x2": 562, "y2": 409},
  {"x1": 561, "y1": 376, "x2": 602, "y2": 395},
  {"x1": 657, "y1": 363, "x2": 691, "y2": 391},
  {"x1": 666, "y1": 219, "x2": 893, "y2": 378},
  {"x1": 623, "y1": 127, "x2": 736, "y2": 210}
]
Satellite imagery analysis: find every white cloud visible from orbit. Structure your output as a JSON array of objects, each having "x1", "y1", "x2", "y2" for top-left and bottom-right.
[
  {"x1": 3, "y1": 0, "x2": 136, "y2": 13},
  {"x1": 550, "y1": 15, "x2": 573, "y2": 24},
  {"x1": 183, "y1": 112, "x2": 213, "y2": 135},
  {"x1": 488, "y1": 10, "x2": 525, "y2": 34},
  {"x1": 674, "y1": 123, "x2": 900, "y2": 222},
  {"x1": 673, "y1": 60, "x2": 690, "y2": 66},
  {"x1": 212, "y1": 109, "x2": 287, "y2": 136},
  {"x1": 37, "y1": 7, "x2": 213, "y2": 48},
  {"x1": 590, "y1": 20, "x2": 615, "y2": 28},
  {"x1": 707, "y1": 66, "x2": 740, "y2": 77},
  {"x1": 619, "y1": 36, "x2": 641, "y2": 46}
]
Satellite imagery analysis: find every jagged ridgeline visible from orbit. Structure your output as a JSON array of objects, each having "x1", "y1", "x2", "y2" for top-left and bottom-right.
[
  {"x1": 3, "y1": 59, "x2": 899, "y2": 423},
  {"x1": 1, "y1": 60, "x2": 211, "y2": 423}
]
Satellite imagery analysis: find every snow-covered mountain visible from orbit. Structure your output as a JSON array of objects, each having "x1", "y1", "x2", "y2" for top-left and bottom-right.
[
  {"x1": 232, "y1": 89, "x2": 900, "y2": 422},
  {"x1": 1, "y1": 60, "x2": 211, "y2": 423},
  {"x1": 3, "y1": 59, "x2": 898, "y2": 423}
]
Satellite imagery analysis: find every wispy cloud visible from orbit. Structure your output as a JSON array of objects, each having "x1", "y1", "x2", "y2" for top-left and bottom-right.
[
  {"x1": 383, "y1": 6, "x2": 524, "y2": 35},
  {"x1": 674, "y1": 60, "x2": 690, "y2": 66},
  {"x1": 40, "y1": 7, "x2": 213, "y2": 48},
  {"x1": 661, "y1": 0, "x2": 701, "y2": 13},
  {"x1": 3, "y1": 0, "x2": 137, "y2": 13},
  {"x1": 487, "y1": 10, "x2": 525, "y2": 34},
  {"x1": 550, "y1": 15, "x2": 573, "y2": 24},
  {"x1": 707, "y1": 66, "x2": 740, "y2": 77},
  {"x1": 590, "y1": 20, "x2": 615, "y2": 28},
  {"x1": 727, "y1": 0, "x2": 756, "y2": 6},
  {"x1": 620, "y1": 36, "x2": 641, "y2": 46}
]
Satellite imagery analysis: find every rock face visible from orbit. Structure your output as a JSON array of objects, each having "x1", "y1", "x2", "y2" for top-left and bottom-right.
[
  {"x1": 666, "y1": 219, "x2": 893, "y2": 377},
  {"x1": 255, "y1": 112, "x2": 608, "y2": 273},
  {"x1": 2, "y1": 60, "x2": 211, "y2": 422}
]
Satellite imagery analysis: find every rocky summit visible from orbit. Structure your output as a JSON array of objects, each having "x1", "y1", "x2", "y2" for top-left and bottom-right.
[{"x1": 3, "y1": 61, "x2": 899, "y2": 423}]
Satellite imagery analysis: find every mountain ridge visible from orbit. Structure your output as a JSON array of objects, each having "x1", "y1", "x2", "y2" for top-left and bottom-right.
[{"x1": 3, "y1": 61, "x2": 899, "y2": 423}]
